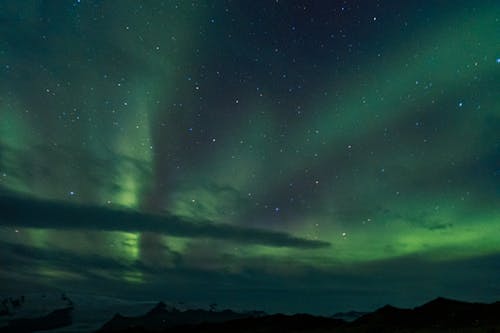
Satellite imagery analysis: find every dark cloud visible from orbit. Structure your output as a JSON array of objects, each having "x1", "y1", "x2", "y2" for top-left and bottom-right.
[{"x1": 0, "y1": 194, "x2": 329, "y2": 249}]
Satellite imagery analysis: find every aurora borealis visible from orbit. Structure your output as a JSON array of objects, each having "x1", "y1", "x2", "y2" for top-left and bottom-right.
[{"x1": 0, "y1": 0, "x2": 499, "y2": 314}]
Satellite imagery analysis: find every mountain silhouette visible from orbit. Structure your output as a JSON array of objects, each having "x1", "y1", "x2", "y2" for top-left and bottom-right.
[
  {"x1": 0, "y1": 297, "x2": 500, "y2": 333},
  {"x1": 96, "y1": 297, "x2": 500, "y2": 333},
  {"x1": 351, "y1": 297, "x2": 500, "y2": 331},
  {"x1": 0, "y1": 306, "x2": 73, "y2": 333},
  {"x1": 98, "y1": 311, "x2": 345, "y2": 333},
  {"x1": 97, "y1": 302, "x2": 260, "y2": 332}
]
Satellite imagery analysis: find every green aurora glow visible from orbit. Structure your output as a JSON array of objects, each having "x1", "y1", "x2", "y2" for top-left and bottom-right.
[{"x1": 0, "y1": 0, "x2": 499, "y2": 313}]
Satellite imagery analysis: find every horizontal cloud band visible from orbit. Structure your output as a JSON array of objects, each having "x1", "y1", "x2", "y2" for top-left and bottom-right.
[{"x1": 0, "y1": 195, "x2": 329, "y2": 249}]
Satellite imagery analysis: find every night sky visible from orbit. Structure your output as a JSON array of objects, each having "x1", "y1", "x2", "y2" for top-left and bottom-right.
[{"x1": 0, "y1": 1, "x2": 499, "y2": 314}]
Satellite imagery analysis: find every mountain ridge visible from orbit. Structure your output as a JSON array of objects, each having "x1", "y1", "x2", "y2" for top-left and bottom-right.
[
  {"x1": 2, "y1": 295, "x2": 499, "y2": 332},
  {"x1": 97, "y1": 297, "x2": 500, "y2": 333}
]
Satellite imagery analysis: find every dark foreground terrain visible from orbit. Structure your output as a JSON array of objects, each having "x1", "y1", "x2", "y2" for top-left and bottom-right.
[
  {"x1": 0, "y1": 294, "x2": 74, "y2": 333},
  {"x1": 1, "y1": 296, "x2": 500, "y2": 332},
  {"x1": 97, "y1": 297, "x2": 500, "y2": 333}
]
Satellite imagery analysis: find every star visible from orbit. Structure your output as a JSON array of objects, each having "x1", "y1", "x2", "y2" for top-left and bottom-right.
[{"x1": 0, "y1": 0, "x2": 497, "y2": 315}]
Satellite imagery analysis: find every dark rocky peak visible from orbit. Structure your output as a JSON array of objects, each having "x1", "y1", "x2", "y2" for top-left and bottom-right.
[{"x1": 146, "y1": 301, "x2": 169, "y2": 316}]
